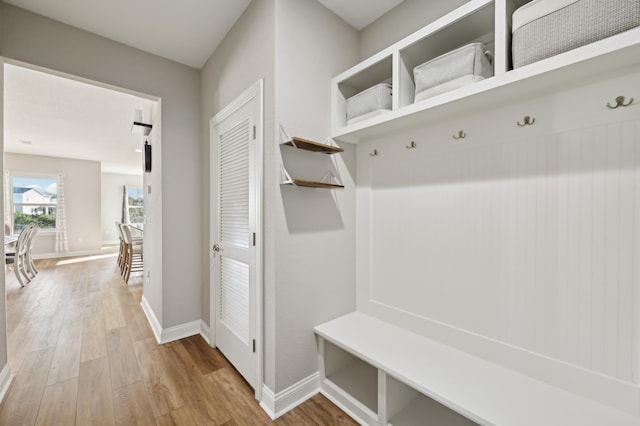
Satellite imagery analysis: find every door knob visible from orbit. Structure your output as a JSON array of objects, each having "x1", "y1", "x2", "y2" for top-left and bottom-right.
[{"x1": 212, "y1": 244, "x2": 221, "y2": 253}]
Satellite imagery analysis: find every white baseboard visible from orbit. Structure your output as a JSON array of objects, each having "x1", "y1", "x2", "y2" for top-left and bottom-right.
[
  {"x1": 140, "y1": 296, "x2": 162, "y2": 343},
  {"x1": 0, "y1": 364, "x2": 13, "y2": 404},
  {"x1": 34, "y1": 249, "x2": 104, "y2": 260},
  {"x1": 140, "y1": 296, "x2": 204, "y2": 345},
  {"x1": 200, "y1": 321, "x2": 211, "y2": 344},
  {"x1": 260, "y1": 372, "x2": 320, "y2": 420},
  {"x1": 161, "y1": 320, "x2": 201, "y2": 344}
]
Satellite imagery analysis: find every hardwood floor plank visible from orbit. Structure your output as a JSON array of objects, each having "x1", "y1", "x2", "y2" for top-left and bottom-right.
[
  {"x1": 0, "y1": 347, "x2": 56, "y2": 426},
  {"x1": 35, "y1": 378, "x2": 78, "y2": 426},
  {"x1": 276, "y1": 394, "x2": 357, "y2": 425},
  {"x1": 180, "y1": 334, "x2": 230, "y2": 375},
  {"x1": 47, "y1": 322, "x2": 83, "y2": 385},
  {"x1": 125, "y1": 301, "x2": 154, "y2": 343},
  {"x1": 112, "y1": 381, "x2": 156, "y2": 426},
  {"x1": 206, "y1": 367, "x2": 274, "y2": 425},
  {"x1": 106, "y1": 327, "x2": 142, "y2": 390},
  {"x1": 133, "y1": 337, "x2": 186, "y2": 417},
  {"x1": 77, "y1": 357, "x2": 115, "y2": 426},
  {"x1": 161, "y1": 341, "x2": 234, "y2": 424},
  {"x1": 103, "y1": 287, "x2": 126, "y2": 331},
  {"x1": 156, "y1": 405, "x2": 198, "y2": 426},
  {"x1": 80, "y1": 305, "x2": 107, "y2": 362},
  {"x1": 1, "y1": 253, "x2": 357, "y2": 425}
]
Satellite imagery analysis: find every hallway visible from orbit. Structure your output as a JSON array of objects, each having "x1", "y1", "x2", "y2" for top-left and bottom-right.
[{"x1": 0, "y1": 252, "x2": 355, "y2": 425}]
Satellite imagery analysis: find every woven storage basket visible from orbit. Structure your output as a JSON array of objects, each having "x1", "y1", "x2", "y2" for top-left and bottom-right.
[
  {"x1": 512, "y1": 0, "x2": 640, "y2": 68},
  {"x1": 346, "y1": 83, "x2": 392, "y2": 125},
  {"x1": 413, "y1": 42, "x2": 493, "y2": 103}
]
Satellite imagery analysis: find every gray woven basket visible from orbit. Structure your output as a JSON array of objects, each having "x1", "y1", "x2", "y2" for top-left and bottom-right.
[{"x1": 512, "y1": 0, "x2": 640, "y2": 68}]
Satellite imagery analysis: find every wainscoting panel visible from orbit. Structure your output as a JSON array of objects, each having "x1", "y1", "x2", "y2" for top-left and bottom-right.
[{"x1": 363, "y1": 117, "x2": 640, "y2": 384}]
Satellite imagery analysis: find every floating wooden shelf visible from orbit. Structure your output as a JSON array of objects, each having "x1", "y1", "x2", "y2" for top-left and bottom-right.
[
  {"x1": 283, "y1": 179, "x2": 345, "y2": 189},
  {"x1": 284, "y1": 137, "x2": 344, "y2": 154}
]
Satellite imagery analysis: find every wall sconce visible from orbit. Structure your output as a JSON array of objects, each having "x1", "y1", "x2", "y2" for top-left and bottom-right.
[{"x1": 131, "y1": 108, "x2": 153, "y2": 136}]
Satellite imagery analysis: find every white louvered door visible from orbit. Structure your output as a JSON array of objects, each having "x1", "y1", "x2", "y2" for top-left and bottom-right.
[{"x1": 210, "y1": 82, "x2": 261, "y2": 389}]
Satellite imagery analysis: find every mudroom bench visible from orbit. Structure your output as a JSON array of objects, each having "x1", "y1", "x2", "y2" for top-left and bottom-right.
[{"x1": 314, "y1": 312, "x2": 640, "y2": 426}]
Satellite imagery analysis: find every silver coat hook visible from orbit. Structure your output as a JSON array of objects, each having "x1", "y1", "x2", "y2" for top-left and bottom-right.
[
  {"x1": 607, "y1": 96, "x2": 634, "y2": 109},
  {"x1": 405, "y1": 141, "x2": 417, "y2": 149},
  {"x1": 517, "y1": 116, "x2": 535, "y2": 127},
  {"x1": 452, "y1": 131, "x2": 466, "y2": 140},
  {"x1": 369, "y1": 149, "x2": 379, "y2": 157}
]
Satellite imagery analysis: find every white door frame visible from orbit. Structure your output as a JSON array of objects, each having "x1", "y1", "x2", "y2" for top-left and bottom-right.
[{"x1": 209, "y1": 79, "x2": 264, "y2": 399}]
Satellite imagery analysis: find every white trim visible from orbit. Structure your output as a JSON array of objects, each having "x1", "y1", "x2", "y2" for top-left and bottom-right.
[
  {"x1": 33, "y1": 249, "x2": 103, "y2": 260},
  {"x1": 200, "y1": 321, "x2": 211, "y2": 344},
  {"x1": 209, "y1": 79, "x2": 265, "y2": 399},
  {"x1": 160, "y1": 320, "x2": 201, "y2": 344},
  {"x1": 259, "y1": 372, "x2": 321, "y2": 420},
  {"x1": 140, "y1": 296, "x2": 204, "y2": 344},
  {"x1": 0, "y1": 364, "x2": 13, "y2": 404},
  {"x1": 140, "y1": 295, "x2": 162, "y2": 343},
  {"x1": 102, "y1": 239, "x2": 120, "y2": 246}
]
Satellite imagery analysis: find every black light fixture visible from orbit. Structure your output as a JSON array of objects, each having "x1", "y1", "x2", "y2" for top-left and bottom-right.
[
  {"x1": 143, "y1": 139, "x2": 152, "y2": 173},
  {"x1": 131, "y1": 108, "x2": 153, "y2": 136},
  {"x1": 132, "y1": 121, "x2": 153, "y2": 136}
]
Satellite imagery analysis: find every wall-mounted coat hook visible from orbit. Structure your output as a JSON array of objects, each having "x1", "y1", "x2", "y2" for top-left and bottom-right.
[
  {"x1": 517, "y1": 116, "x2": 535, "y2": 127},
  {"x1": 405, "y1": 141, "x2": 417, "y2": 149},
  {"x1": 370, "y1": 149, "x2": 379, "y2": 157},
  {"x1": 452, "y1": 130, "x2": 466, "y2": 140},
  {"x1": 607, "y1": 95, "x2": 634, "y2": 109}
]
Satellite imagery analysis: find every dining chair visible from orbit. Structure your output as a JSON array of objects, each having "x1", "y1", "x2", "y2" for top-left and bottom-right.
[
  {"x1": 120, "y1": 224, "x2": 143, "y2": 283},
  {"x1": 6, "y1": 223, "x2": 35, "y2": 287},
  {"x1": 115, "y1": 222, "x2": 125, "y2": 272},
  {"x1": 25, "y1": 223, "x2": 39, "y2": 278}
]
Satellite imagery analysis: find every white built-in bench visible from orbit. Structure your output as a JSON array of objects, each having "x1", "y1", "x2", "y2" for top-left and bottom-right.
[{"x1": 314, "y1": 312, "x2": 640, "y2": 426}]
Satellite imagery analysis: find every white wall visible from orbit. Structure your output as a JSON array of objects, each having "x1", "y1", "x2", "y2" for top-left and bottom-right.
[
  {"x1": 5, "y1": 153, "x2": 102, "y2": 256},
  {"x1": 101, "y1": 172, "x2": 143, "y2": 244},
  {"x1": 1, "y1": 3, "x2": 202, "y2": 332},
  {"x1": 0, "y1": 51, "x2": 8, "y2": 372},
  {"x1": 358, "y1": 0, "x2": 467, "y2": 60},
  {"x1": 355, "y1": 67, "x2": 640, "y2": 413}
]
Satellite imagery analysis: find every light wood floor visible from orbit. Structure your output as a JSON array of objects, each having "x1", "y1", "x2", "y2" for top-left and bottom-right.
[{"x1": 0, "y1": 252, "x2": 357, "y2": 425}]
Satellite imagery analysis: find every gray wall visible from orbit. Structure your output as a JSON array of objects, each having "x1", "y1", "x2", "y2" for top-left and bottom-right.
[
  {"x1": 201, "y1": 0, "x2": 358, "y2": 393},
  {"x1": 200, "y1": 0, "x2": 277, "y2": 389},
  {"x1": 358, "y1": 0, "x2": 467, "y2": 59},
  {"x1": 0, "y1": 3, "x2": 202, "y2": 331},
  {"x1": 5, "y1": 153, "x2": 102, "y2": 255},
  {"x1": 273, "y1": 0, "x2": 358, "y2": 392}
]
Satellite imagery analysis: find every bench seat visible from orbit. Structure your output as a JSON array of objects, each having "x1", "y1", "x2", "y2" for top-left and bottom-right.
[{"x1": 314, "y1": 312, "x2": 640, "y2": 426}]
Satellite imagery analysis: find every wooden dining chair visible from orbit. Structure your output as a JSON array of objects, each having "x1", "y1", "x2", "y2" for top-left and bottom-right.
[{"x1": 120, "y1": 224, "x2": 143, "y2": 283}]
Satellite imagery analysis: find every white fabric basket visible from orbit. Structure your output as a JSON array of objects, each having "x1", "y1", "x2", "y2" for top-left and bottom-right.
[
  {"x1": 346, "y1": 83, "x2": 392, "y2": 125},
  {"x1": 512, "y1": 0, "x2": 640, "y2": 68},
  {"x1": 413, "y1": 42, "x2": 493, "y2": 103}
]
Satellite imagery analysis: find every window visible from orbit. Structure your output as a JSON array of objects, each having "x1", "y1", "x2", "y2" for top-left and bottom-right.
[
  {"x1": 127, "y1": 187, "x2": 144, "y2": 226},
  {"x1": 12, "y1": 175, "x2": 57, "y2": 233}
]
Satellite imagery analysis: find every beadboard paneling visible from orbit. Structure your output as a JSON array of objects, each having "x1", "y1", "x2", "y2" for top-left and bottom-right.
[{"x1": 364, "y1": 117, "x2": 640, "y2": 384}]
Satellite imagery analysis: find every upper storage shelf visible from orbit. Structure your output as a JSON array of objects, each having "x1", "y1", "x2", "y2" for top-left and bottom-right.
[{"x1": 331, "y1": 0, "x2": 640, "y2": 143}]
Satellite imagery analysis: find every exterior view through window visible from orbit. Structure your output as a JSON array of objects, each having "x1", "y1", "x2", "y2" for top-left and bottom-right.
[
  {"x1": 128, "y1": 186, "x2": 144, "y2": 227},
  {"x1": 12, "y1": 175, "x2": 57, "y2": 233}
]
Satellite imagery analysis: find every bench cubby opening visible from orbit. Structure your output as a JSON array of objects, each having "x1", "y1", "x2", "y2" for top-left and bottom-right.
[{"x1": 384, "y1": 373, "x2": 478, "y2": 426}]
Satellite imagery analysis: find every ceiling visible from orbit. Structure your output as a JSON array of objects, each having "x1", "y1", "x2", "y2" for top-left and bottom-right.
[
  {"x1": 3, "y1": 0, "x2": 405, "y2": 69},
  {"x1": 4, "y1": 64, "x2": 155, "y2": 176},
  {"x1": 317, "y1": 0, "x2": 405, "y2": 30},
  {"x1": 2, "y1": 0, "x2": 405, "y2": 175}
]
